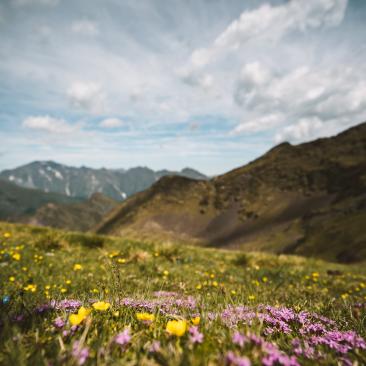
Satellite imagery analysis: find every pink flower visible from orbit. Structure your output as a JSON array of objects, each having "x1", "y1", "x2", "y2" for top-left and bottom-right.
[
  {"x1": 189, "y1": 326, "x2": 203, "y2": 344},
  {"x1": 72, "y1": 341, "x2": 89, "y2": 365},
  {"x1": 115, "y1": 328, "x2": 131, "y2": 347}
]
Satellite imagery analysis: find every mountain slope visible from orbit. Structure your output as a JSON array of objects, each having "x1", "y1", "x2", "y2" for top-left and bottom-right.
[
  {"x1": 0, "y1": 179, "x2": 81, "y2": 221},
  {"x1": 28, "y1": 192, "x2": 118, "y2": 232},
  {"x1": 0, "y1": 162, "x2": 207, "y2": 201},
  {"x1": 95, "y1": 122, "x2": 366, "y2": 263}
]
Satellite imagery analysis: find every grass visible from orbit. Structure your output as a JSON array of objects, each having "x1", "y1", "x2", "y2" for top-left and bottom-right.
[{"x1": 0, "y1": 222, "x2": 365, "y2": 365}]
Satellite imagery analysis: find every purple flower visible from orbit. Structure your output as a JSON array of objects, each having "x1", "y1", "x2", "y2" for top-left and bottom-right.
[
  {"x1": 226, "y1": 351, "x2": 251, "y2": 366},
  {"x1": 72, "y1": 341, "x2": 89, "y2": 365},
  {"x1": 189, "y1": 326, "x2": 203, "y2": 344},
  {"x1": 115, "y1": 328, "x2": 131, "y2": 347},
  {"x1": 149, "y1": 341, "x2": 161, "y2": 353},
  {"x1": 232, "y1": 331, "x2": 246, "y2": 347},
  {"x1": 54, "y1": 317, "x2": 65, "y2": 328}
]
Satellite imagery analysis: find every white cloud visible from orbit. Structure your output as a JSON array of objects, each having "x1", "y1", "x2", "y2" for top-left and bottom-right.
[
  {"x1": 11, "y1": 0, "x2": 59, "y2": 6},
  {"x1": 188, "y1": 0, "x2": 348, "y2": 69},
  {"x1": 274, "y1": 117, "x2": 324, "y2": 143},
  {"x1": 179, "y1": 67, "x2": 214, "y2": 91},
  {"x1": 99, "y1": 118, "x2": 125, "y2": 128},
  {"x1": 22, "y1": 116, "x2": 76, "y2": 134},
  {"x1": 71, "y1": 20, "x2": 99, "y2": 36},
  {"x1": 231, "y1": 114, "x2": 283, "y2": 135},
  {"x1": 67, "y1": 81, "x2": 106, "y2": 114}
]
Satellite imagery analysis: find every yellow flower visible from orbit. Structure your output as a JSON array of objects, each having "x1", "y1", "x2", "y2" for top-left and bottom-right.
[
  {"x1": 92, "y1": 301, "x2": 111, "y2": 311},
  {"x1": 69, "y1": 306, "x2": 91, "y2": 326},
  {"x1": 136, "y1": 312, "x2": 155, "y2": 323},
  {"x1": 9, "y1": 276, "x2": 15, "y2": 282},
  {"x1": 191, "y1": 316, "x2": 200, "y2": 325},
  {"x1": 24, "y1": 284, "x2": 37, "y2": 292},
  {"x1": 60, "y1": 288, "x2": 67, "y2": 293},
  {"x1": 66, "y1": 280, "x2": 71, "y2": 285},
  {"x1": 12, "y1": 253, "x2": 21, "y2": 261},
  {"x1": 117, "y1": 258, "x2": 126, "y2": 264},
  {"x1": 248, "y1": 295, "x2": 255, "y2": 301},
  {"x1": 196, "y1": 284, "x2": 202, "y2": 290},
  {"x1": 166, "y1": 319, "x2": 187, "y2": 336},
  {"x1": 163, "y1": 270, "x2": 169, "y2": 276},
  {"x1": 231, "y1": 290, "x2": 237, "y2": 295},
  {"x1": 262, "y1": 277, "x2": 268, "y2": 283},
  {"x1": 4, "y1": 232, "x2": 11, "y2": 238},
  {"x1": 341, "y1": 293, "x2": 349, "y2": 300},
  {"x1": 212, "y1": 281, "x2": 218, "y2": 287},
  {"x1": 73, "y1": 264, "x2": 82, "y2": 271}
]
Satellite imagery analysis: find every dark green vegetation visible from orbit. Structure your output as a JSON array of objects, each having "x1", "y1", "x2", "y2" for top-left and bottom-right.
[
  {"x1": 96, "y1": 122, "x2": 366, "y2": 263},
  {"x1": 29, "y1": 192, "x2": 118, "y2": 232},
  {"x1": 0, "y1": 161, "x2": 207, "y2": 201},
  {"x1": 0, "y1": 222, "x2": 365, "y2": 365},
  {"x1": 0, "y1": 179, "x2": 81, "y2": 221}
]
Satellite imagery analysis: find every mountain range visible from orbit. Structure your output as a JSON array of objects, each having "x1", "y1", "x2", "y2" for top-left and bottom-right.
[
  {"x1": 95, "y1": 122, "x2": 366, "y2": 263},
  {"x1": 0, "y1": 161, "x2": 207, "y2": 201}
]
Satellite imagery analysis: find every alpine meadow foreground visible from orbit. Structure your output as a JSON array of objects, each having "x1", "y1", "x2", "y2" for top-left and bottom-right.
[{"x1": 0, "y1": 223, "x2": 365, "y2": 365}]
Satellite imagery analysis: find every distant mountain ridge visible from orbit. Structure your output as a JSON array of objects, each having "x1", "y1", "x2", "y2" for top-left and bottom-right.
[
  {"x1": 0, "y1": 162, "x2": 207, "y2": 201},
  {"x1": 95, "y1": 122, "x2": 366, "y2": 263}
]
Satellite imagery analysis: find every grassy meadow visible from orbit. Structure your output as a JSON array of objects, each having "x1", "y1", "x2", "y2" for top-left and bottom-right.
[{"x1": 0, "y1": 222, "x2": 365, "y2": 365}]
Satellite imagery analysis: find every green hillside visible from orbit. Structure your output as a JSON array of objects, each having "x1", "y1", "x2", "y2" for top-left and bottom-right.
[
  {"x1": 0, "y1": 222, "x2": 365, "y2": 365},
  {"x1": 95, "y1": 122, "x2": 366, "y2": 263},
  {"x1": 29, "y1": 192, "x2": 118, "y2": 232},
  {"x1": 0, "y1": 179, "x2": 81, "y2": 221}
]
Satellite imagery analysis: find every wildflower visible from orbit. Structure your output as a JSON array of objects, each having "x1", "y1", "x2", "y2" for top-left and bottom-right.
[
  {"x1": 54, "y1": 317, "x2": 65, "y2": 328},
  {"x1": 69, "y1": 306, "x2": 91, "y2": 326},
  {"x1": 212, "y1": 281, "x2": 218, "y2": 287},
  {"x1": 115, "y1": 328, "x2": 131, "y2": 347},
  {"x1": 226, "y1": 351, "x2": 251, "y2": 366},
  {"x1": 262, "y1": 277, "x2": 268, "y2": 283},
  {"x1": 117, "y1": 258, "x2": 126, "y2": 264},
  {"x1": 4, "y1": 232, "x2": 11, "y2": 238},
  {"x1": 149, "y1": 340, "x2": 161, "y2": 353},
  {"x1": 191, "y1": 316, "x2": 200, "y2": 325},
  {"x1": 66, "y1": 280, "x2": 72, "y2": 285},
  {"x1": 166, "y1": 319, "x2": 187, "y2": 336},
  {"x1": 189, "y1": 326, "x2": 203, "y2": 344},
  {"x1": 196, "y1": 284, "x2": 202, "y2": 290},
  {"x1": 136, "y1": 312, "x2": 155, "y2": 323},
  {"x1": 12, "y1": 253, "x2": 21, "y2": 261},
  {"x1": 231, "y1": 290, "x2": 237, "y2": 295},
  {"x1": 232, "y1": 331, "x2": 246, "y2": 347},
  {"x1": 92, "y1": 301, "x2": 111, "y2": 311},
  {"x1": 248, "y1": 295, "x2": 255, "y2": 301},
  {"x1": 163, "y1": 270, "x2": 169, "y2": 276},
  {"x1": 2, "y1": 295, "x2": 10, "y2": 305},
  {"x1": 24, "y1": 284, "x2": 37, "y2": 292},
  {"x1": 72, "y1": 341, "x2": 89, "y2": 365},
  {"x1": 341, "y1": 293, "x2": 349, "y2": 300},
  {"x1": 9, "y1": 276, "x2": 15, "y2": 282},
  {"x1": 73, "y1": 264, "x2": 82, "y2": 271},
  {"x1": 60, "y1": 288, "x2": 67, "y2": 293}
]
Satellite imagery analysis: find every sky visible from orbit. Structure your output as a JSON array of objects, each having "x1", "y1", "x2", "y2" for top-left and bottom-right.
[{"x1": 0, "y1": 0, "x2": 366, "y2": 175}]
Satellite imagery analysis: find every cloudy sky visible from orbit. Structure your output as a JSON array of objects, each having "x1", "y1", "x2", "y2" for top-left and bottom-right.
[{"x1": 0, "y1": 0, "x2": 365, "y2": 175}]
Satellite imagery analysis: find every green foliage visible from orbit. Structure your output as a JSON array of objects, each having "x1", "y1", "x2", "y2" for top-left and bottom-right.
[{"x1": 0, "y1": 222, "x2": 365, "y2": 365}]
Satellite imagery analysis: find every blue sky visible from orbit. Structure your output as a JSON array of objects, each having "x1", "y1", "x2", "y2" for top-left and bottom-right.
[{"x1": 0, "y1": 0, "x2": 366, "y2": 175}]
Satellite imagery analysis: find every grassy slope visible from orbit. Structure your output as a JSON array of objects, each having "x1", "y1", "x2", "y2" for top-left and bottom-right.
[
  {"x1": 0, "y1": 179, "x2": 81, "y2": 221},
  {"x1": 0, "y1": 222, "x2": 365, "y2": 365},
  {"x1": 95, "y1": 122, "x2": 366, "y2": 263},
  {"x1": 29, "y1": 192, "x2": 118, "y2": 232}
]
